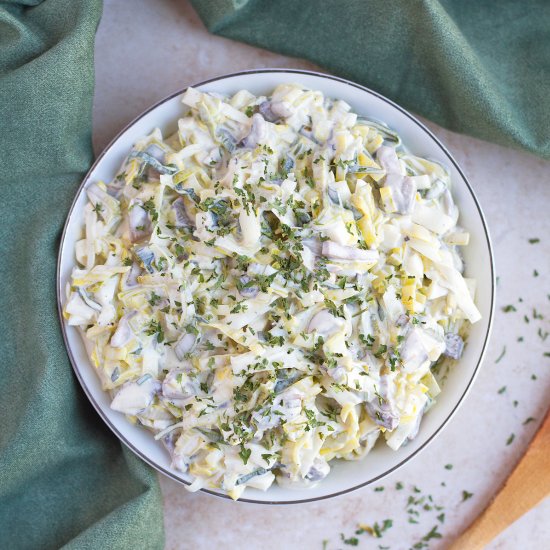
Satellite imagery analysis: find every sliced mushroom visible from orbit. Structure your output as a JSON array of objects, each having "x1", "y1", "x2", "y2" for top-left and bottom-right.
[
  {"x1": 129, "y1": 202, "x2": 152, "y2": 242},
  {"x1": 387, "y1": 174, "x2": 417, "y2": 215},
  {"x1": 365, "y1": 376, "x2": 399, "y2": 430},
  {"x1": 135, "y1": 246, "x2": 155, "y2": 274},
  {"x1": 238, "y1": 275, "x2": 259, "y2": 298},
  {"x1": 299, "y1": 243, "x2": 317, "y2": 272},
  {"x1": 217, "y1": 128, "x2": 237, "y2": 152},
  {"x1": 252, "y1": 389, "x2": 302, "y2": 432},
  {"x1": 77, "y1": 287, "x2": 102, "y2": 311},
  {"x1": 322, "y1": 240, "x2": 379, "y2": 263},
  {"x1": 240, "y1": 113, "x2": 267, "y2": 148},
  {"x1": 164, "y1": 436, "x2": 189, "y2": 472},
  {"x1": 443, "y1": 332, "x2": 464, "y2": 360},
  {"x1": 325, "y1": 363, "x2": 346, "y2": 384},
  {"x1": 385, "y1": 402, "x2": 426, "y2": 450},
  {"x1": 172, "y1": 197, "x2": 193, "y2": 227},
  {"x1": 174, "y1": 332, "x2": 198, "y2": 360},
  {"x1": 441, "y1": 189, "x2": 458, "y2": 218},
  {"x1": 144, "y1": 143, "x2": 166, "y2": 163},
  {"x1": 302, "y1": 237, "x2": 322, "y2": 255},
  {"x1": 123, "y1": 261, "x2": 142, "y2": 288},
  {"x1": 110, "y1": 313, "x2": 135, "y2": 348},
  {"x1": 376, "y1": 146, "x2": 416, "y2": 215},
  {"x1": 305, "y1": 458, "x2": 330, "y2": 482},
  {"x1": 307, "y1": 309, "x2": 342, "y2": 335},
  {"x1": 162, "y1": 369, "x2": 197, "y2": 400},
  {"x1": 270, "y1": 100, "x2": 292, "y2": 119},
  {"x1": 259, "y1": 101, "x2": 278, "y2": 122},
  {"x1": 400, "y1": 327, "x2": 430, "y2": 372},
  {"x1": 110, "y1": 375, "x2": 160, "y2": 416},
  {"x1": 282, "y1": 155, "x2": 294, "y2": 173},
  {"x1": 376, "y1": 145, "x2": 402, "y2": 175},
  {"x1": 392, "y1": 176, "x2": 416, "y2": 214},
  {"x1": 359, "y1": 428, "x2": 381, "y2": 454},
  {"x1": 95, "y1": 276, "x2": 118, "y2": 326},
  {"x1": 396, "y1": 314, "x2": 409, "y2": 327},
  {"x1": 327, "y1": 186, "x2": 341, "y2": 206},
  {"x1": 274, "y1": 369, "x2": 302, "y2": 393},
  {"x1": 406, "y1": 407, "x2": 425, "y2": 442}
]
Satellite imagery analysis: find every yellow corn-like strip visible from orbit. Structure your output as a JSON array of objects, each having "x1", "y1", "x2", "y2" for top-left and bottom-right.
[
  {"x1": 379, "y1": 186, "x2": 396, "y2": 213},
  {"x1": 358, "y1": 216, "x2": 379, "y2": 247},
  {"x1": 124, "y1": 159, "x2": 140, "y2": 185},
  {"x1": 401, "y1": 279, "x2": 416, "y2": 312}
]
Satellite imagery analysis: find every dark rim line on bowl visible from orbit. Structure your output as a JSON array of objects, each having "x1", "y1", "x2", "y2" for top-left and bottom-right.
[{"x1": 57, "y1": 69, "x2": 495, "y2": 505}]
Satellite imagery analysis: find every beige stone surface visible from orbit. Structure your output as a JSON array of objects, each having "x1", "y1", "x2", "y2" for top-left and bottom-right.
[{"x1": 93, "y1": 2, "x2": 550, "y2": 549}]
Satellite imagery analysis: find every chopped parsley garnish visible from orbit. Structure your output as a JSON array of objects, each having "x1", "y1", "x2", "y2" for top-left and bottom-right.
[
  {"x1": 372, "y1": 519, "x2": 393, "y2": 538},
  {"x1": 142, "y1": 197, "x2": 158, "y2": 222},
  {"x1": 495, "y1": 346, "x2": 506, "y2": 363},
  {"x1": 340, "y1": 534, "x2": 359, "y2": 546},
  {"x1": 145, "y1": 320, "x2": 164, "y2": 343},
  {"x1": 148, "y1": 292, "x2": 161, "y2": 306},
  {"x1": 238, "y1": 446, "x2": 251, "y2": 465},
  {"x1": 324, "y1": 298, "x2": 345, "y2": 319},
  {"x1": 421, "y1": 525, "x2": 442, "y2": 542}
]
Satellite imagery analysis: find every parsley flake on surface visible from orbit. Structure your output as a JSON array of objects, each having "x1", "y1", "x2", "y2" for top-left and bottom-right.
[
  {"x1": 238, "y1": 446, "x2": 251, "y2": 465},
  {"x1": 340, "y1": 534, "x2": 359, "y2": 546},
  {"x1": 495, "y1": 346, "x2": 506, "y2": 363}
]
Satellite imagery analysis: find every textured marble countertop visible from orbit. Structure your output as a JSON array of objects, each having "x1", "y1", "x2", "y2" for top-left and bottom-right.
[{"x1": 93, "y1": 2, "x2": 550, "y2": 549}]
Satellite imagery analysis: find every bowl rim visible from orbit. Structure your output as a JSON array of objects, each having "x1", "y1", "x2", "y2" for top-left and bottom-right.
[{"x1": 57, "y1": 68, "x2": 495, "y2": 505}]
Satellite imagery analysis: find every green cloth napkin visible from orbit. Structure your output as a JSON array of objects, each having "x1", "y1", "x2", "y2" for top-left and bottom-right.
[
  {"x1": 192, "y1": 0, "x2": 550, "y2": 159},
  {"x1": 0, "y1": 1, "x2": 164, "y2": 548}
]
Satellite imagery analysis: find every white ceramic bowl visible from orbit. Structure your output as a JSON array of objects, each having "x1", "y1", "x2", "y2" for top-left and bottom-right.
[{"x1": 57, "y1": 70, "x2": 495, "y2": 504}]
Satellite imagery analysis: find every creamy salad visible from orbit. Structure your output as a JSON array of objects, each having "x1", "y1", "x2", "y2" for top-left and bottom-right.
[{"x1": 64, "y1": 84, "x2": 480, "y2": 499}]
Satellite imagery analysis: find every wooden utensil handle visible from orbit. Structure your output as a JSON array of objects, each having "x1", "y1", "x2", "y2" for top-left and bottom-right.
[{"x1": 448, "y1": 409, "x2": 550, "y2": 550}]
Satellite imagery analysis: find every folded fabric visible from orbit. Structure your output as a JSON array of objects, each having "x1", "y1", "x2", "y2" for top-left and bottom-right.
[
  {"x1": 192, "y1": 0, "x2": 550, "y2": 159},
  {"x1": 0, "y1": 1, "x2": 164, "y2": 548}
]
